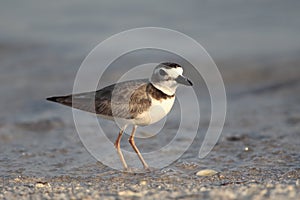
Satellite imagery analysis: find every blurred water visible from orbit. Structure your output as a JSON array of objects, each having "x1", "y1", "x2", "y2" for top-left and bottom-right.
[{"x1": 0, "y1": 0, "x2": 299, "y2": 59}]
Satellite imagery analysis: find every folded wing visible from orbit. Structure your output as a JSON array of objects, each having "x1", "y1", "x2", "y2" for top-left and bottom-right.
[{"x1": 47, "y1": 79, "x2": 152, "y2": 119}]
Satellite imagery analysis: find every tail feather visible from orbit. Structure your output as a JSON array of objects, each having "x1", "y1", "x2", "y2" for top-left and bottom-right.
[
  {"x1": 46, "y1": 95, "x2": 72, "y2": 107},
  {"x1": 47, "y1": 94, "x2": 96, "y2": 113}
]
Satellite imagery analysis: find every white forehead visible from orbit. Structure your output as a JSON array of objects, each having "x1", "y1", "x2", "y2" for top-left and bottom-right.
[
  {"x1": 153, "y1": 65, "x2": 183, "y2": 78},
  {"x1": 164, "y1": 67, "x2": 183, "y2": 77}
]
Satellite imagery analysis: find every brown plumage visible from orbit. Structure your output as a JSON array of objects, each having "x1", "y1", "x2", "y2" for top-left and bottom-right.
[{"x1": 47, "y1": 79, "x2": 174, "y2": 119}]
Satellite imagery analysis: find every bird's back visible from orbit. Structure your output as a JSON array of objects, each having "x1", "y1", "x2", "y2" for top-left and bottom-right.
[{"x1": 47, "y1": 79, "x2": 151, "y2": 119}]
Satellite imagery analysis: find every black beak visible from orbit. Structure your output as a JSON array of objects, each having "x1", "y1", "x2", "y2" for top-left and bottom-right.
[{"x1": 175, "y1": 75, "x2": 193, "y2": 86}]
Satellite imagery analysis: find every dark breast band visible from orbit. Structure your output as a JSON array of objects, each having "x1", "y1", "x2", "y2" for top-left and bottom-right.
[{"x1": 147, "y1": 83, "x2": 175, "y2": 100}]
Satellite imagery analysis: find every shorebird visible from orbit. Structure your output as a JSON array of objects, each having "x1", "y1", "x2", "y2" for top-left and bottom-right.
[{"x1": 47, "y1": 62, "x2": 193, "y2": 170}]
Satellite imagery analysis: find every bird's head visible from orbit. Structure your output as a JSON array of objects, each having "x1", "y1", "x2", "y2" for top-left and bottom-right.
[{"x1": 150, "y1": 62, "x2": 193, "y2": 95}]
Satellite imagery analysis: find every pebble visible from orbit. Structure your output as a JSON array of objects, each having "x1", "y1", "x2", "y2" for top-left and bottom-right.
[
  {"x1": 14, "y1": 178, "x2": 21, "y2": 182},
  {"x1": 118, "y1": 190, "x2": 142, "y2": 197},
  {"x1": 219, "y1": 174, "x2": 225, "y2": 179},
  {"x1": 35, "y1": 182, "x2": 51, "y2": 188},
  {"x1": 196, "y1": 169, "x2": 219, "y2": 177},
  {"x1": 140, "y1": 180, "x2": 147, "y2": 186}
]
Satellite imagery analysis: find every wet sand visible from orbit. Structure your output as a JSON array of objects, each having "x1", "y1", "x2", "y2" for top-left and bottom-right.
[{"x1": 0, "y1": 42, "x2": 299, "y2": 199}]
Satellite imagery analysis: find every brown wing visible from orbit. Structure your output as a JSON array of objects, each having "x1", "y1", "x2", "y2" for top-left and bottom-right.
[
  {"x1": 47, "y1": 79, "x2": 152, "y2": 119},
  {"x1": 96, "y1": 80, "x2": 152, "y2": 119}
]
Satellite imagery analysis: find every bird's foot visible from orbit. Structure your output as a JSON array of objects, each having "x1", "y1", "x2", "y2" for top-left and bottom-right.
[{"x1": 144, "y1": 166, "x2": 156, "y2": 173}]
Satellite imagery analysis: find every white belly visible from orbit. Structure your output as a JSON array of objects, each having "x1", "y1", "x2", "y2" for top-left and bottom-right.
[{"x1": 134, "y1": 96, "x2": 175, "y2": 126}]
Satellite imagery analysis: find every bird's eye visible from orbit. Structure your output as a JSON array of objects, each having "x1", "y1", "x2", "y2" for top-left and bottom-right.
[{"x1": 159, "y1": 69, "x2": 167, "y2": 76}]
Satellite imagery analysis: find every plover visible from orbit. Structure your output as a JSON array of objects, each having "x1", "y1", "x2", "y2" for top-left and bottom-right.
[{"x1": 47, "y1": 62, "x2": 193, "y2": 170}]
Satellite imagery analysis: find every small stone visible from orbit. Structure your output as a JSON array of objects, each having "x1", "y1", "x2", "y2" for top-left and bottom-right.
[
  {"x1": 118, "y1": 190, "x2": 142, "y2": 197},
  {"x1": 35, "y1": 183, "x2": 45, "y2": 188},
  {"x1": 14, "y1": 178, "x2": 21, "y2": 182},
  {"x1": 219, "y1": 174, "x2": 225, "y2": 179},
  {"x1": 35, "y1": 182, "x2": 50, "y2": 188},
  {"x1": 140, "y1": 180, "x2": 147, "y2": 186},
  {"x1": 196, "y1": 169, "x2": 219, "y2": 176}
]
